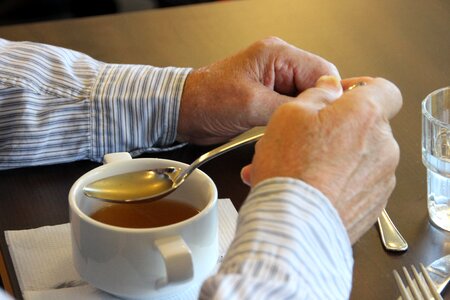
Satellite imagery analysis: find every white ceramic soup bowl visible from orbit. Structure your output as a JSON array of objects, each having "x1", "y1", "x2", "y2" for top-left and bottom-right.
[{"x1": 69, "y1": 153, "x2": 218, "y2": 299}]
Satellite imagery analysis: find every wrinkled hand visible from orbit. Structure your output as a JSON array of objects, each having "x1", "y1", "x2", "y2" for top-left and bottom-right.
[
  {"x1": 241, "y1": 76, "x2": 402, "y2": 243},
  {"x1": 177, "y1": 37, "x2": 339, "y2": 145}
]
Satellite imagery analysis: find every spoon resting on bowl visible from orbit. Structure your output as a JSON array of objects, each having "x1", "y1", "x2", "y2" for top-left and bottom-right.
[{"x1": 83, "y1": 126, "x2": 265, "y2": 203}]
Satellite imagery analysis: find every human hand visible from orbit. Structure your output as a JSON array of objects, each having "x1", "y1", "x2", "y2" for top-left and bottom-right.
[
  {"x1": 177, "y1": 37, "x2": 339, "y2": 145},
  {"x1": 241, "y1": 76, "x2": 402, "y2": 243}
]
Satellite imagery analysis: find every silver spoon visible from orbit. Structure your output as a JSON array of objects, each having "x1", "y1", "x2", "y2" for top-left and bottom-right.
[{"x1": 83, "y1": 126, "x2": 265, "y2": 202}]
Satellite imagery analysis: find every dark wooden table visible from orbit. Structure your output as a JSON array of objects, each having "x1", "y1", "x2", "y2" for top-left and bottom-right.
[{"x1": 0, "y1": 0, "x2": 449, "y2": 299}]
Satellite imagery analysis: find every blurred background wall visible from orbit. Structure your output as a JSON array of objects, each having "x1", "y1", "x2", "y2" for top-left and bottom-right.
[{"x1": 0, "y1": 0, "x2": 216, "y2": 26}]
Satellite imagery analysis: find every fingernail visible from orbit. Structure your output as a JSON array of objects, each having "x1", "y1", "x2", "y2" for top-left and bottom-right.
[
  {"x1": 240, "y1": 166, "x2": 251, "y2": 186},
  {"x1": 240, "y1": 168, "x2": 245, "y2": 181},
  {"x1": 316, "y1": 75, "x2": 342, "y2": 92}
]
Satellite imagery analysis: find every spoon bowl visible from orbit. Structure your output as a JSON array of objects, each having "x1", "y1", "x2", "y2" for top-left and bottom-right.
[{"x1": 83, "y1": 167, "x2": 182, "y2": 202}]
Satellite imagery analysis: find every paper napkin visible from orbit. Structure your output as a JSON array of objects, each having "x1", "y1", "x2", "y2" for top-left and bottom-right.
[{"x1": 5, "y1": 198, "x2": 238, "y2": 300}]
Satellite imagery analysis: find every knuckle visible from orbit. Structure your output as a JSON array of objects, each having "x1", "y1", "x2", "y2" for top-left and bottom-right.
[
  {"x1": 251, "y1": 37, "x2": 288, "y2": 54},
  {"x1": 242, "y1": 87, "x2": 261, "y2": 110},
  {"x1": 357, "y1": 95, "x2": 384, "y2": 120},
  {"x1": 374, "y1": 77, "x2": 403, "y2": 108},
  {"x1": 278, "y1": 101, "x2": 303, "y2": 114},
  {"x1": 322, "y1": 61, "x2": 339, "y2": 76},
  {"x1": 375, "y1": 127, "x2": 400, "y2": 175},
  {"x1": 253, "y1": 37, "x2": 280, "y2": 49},
  {"x1": 260, "y1": 36, "x2": 284, "y2": 45},
  {"x1": 387, "y1": 139, "x2": 401, "y2": 169},
  {"x1": 269, "y1": 101, "x2": 305, "y2": 124}
]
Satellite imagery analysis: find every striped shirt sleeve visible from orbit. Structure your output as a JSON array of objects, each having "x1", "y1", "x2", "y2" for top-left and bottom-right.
[
  {"x1": 0, "y1": 38, "x2": 190, "y2": 170},
  {"x1": 201, "y1": 178, "x2": 353, "y2": 300}
]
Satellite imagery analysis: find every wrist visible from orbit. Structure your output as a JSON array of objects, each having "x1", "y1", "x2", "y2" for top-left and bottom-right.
[{"x1": 177, "y1": 68, "x2": 203, "y2": 143}]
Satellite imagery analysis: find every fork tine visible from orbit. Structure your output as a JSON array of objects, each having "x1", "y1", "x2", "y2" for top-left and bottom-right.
[
  {"x1": 411, "y1": 265, "x2": 432, "y2": 299},
  {"x1": 403, "y1": 266, "x2": 424, "y2": 300},
  {"x1": 419, "y1": 263, "x2": 444, "y2": 300},
  {"x1": 394, "y1": 269, "x2": 413, "y2": 300}
]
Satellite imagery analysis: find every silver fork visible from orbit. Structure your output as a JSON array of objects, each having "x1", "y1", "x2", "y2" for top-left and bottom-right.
[{"x1": 394, "y1": 263, "x2": 444, "y2": 300}]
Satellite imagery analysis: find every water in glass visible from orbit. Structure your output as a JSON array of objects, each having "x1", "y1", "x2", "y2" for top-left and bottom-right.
[{"x1": 422, "y1": 87, "x2": 450, "y2": 231}]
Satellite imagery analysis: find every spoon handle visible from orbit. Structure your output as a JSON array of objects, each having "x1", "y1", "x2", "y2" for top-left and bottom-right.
[
  {"x1": 174, "y1": 126, "x2": 266, "y2": 186},
  {"x1": 377, "y1": 209, "x2": 408, "y2": 252}
]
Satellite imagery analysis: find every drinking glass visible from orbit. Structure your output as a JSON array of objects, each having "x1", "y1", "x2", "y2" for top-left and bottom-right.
[{"x1": 422, "y1": 86, "x2": 450, "y2": 231}]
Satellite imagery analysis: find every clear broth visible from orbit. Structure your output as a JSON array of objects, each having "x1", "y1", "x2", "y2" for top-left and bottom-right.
[{"x1": 90, "y1": 199, "x2": 200, "y2": 228}]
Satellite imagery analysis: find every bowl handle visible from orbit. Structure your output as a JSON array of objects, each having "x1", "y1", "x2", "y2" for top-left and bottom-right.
[
  {"x1": 154, "y1": 235, "x2": 194, "y2": 288},
  {"x1": 102, "y1": 152, "x2": 132, "y2": 164}
]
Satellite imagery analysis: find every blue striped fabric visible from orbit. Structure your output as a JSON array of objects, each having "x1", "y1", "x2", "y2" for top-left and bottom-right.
[
  {"x1": 0, "y1": 38, "x2": 190, "y2": 169},
  {"x1": 201, "y1": 178, "x2": 353, "y2": 299}
]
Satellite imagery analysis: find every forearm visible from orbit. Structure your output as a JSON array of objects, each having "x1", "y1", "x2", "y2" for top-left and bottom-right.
[
  {"x1": 201, "y1": 178, "x2": 353, "y2": 299},
  {"x1": 0, "y1": 39, "x2": 190, "y2": 170}
]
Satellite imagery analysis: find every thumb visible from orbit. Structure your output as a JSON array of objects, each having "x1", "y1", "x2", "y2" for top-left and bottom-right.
[{"x1": 296, "y1": 75, "x2": 343, "y2": 110}]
